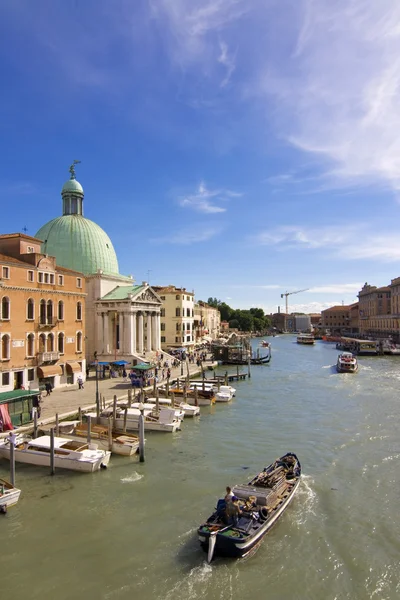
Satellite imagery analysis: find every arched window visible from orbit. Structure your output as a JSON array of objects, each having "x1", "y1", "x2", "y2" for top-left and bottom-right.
[
  {"x1": 27, "y1": 298, "x2": 34, "y2": 320},
  {"x1": 58, "y1": 300, "x2": 64, "y2": 321},
  {"x1": 47, "y1": 300, "x2": 53, "y2": 324},
  {"x1": 39, "y1": 333, "x2": 46, "y2": 353},
  {"x1": 27, "y1": 333, "x2": 35, "y2": 357},
  {"x1": 58, "y1": 332, "x2": 65, "y2": 354},
  {"x1": 1, "y1": 297, "x2": 10, "y2": 320},
  {"x1": 76, "y1": 301, "x2": 82, "y2": 321},
  {"x1": 76, "y1": 331, "x2": 83, "y2": 352},
  {"x1": 47, "y1": 333, "x2": 54, "y2": 352},
  {"x1": 1, "y1": 334, "x2": 10, "y2": 359},
  {"x1": 40, "y1": 299, "x2": 46, "y2": 325}
]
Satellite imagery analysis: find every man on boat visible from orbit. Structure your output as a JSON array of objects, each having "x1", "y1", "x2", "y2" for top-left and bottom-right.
[
  {"x1": 224, "y1": 486, "x2": 234, "y2": 502},
  {"x1": 225, "y1": 495, "x2": 242, "y2": 526}
]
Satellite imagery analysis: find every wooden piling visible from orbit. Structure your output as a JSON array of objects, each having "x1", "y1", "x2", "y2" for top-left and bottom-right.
[
  {"x1": 166, "y1": 378, "x2": 170, "y2": 397},
  {"x1": 247, "y1": 355, "x2": 251, "y2": 378},
  {"x1": 128, "y1": 389, "x2": 132, "y2": 408},
  {"x1": 171, "y1": 392, "x2": 175, "y2": 407},
  {"x1": 138, "y1": 413, "x2": 145, "y2": 462},
  {"x1": 33, "y1": 408, "x2": 38, "y2": 439},
  {"x1": 123, "y1": 408, "x2": 128, "y2": 433},
  {"x1": 194, "y1": 386, "x2": 199, "y2": 407},
  {"x1": 108, "y1": 417, "x2": 113, "y2": 451},
  {"x1": 236, "y1": 364, "x2": 239, "y2": 379},
  {"x1": 225, "y1": 371, "x2": 228, "y2": 386},
  {"x1": 55, "y1": 413, "x2": 59, "y2": 437},
  {"x1": 155, "y1": 387, "x2": 159, "y2": 413},
  {"x1": 9, "y1": 441, "x2": 15, "y2": 487},
  {"x1": 87, "y1": 415, "x2": 92, "y2": 444},
  {"x1": 50, "y1": 428, "x2": 55, "y2": 475},
  {"x1": 113, "y1": 395, "x2": 117, "y2": 430},
  {"x1": 78, "y1": 406, "x2": 82, "y2": 423}
]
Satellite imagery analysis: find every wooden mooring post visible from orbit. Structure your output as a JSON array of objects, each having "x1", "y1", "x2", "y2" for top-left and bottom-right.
[
  {"x1": 138, "y1": 412, "x2": 145, "y2": 463},
  {"x1": 78, "y1": 406, "x2": 82, "y2": 424},
  {"x1": 113, "y1": 395, "x2": 118, "y2": 430},
  {"x1": 33, "y1": 408, "x2": 38, "y2": 439},
  {"x1": 123, "y1": 408, "x2": 128, "y2": 433},
  {"x1": 87, "y1": 415, "x2": 92, "y2": 444},
  {"x1": 9, "y1": 440, "x2": 15, "y2": 487},
  {"x1": 128, "y1": 389, "x2": 132, "y2": 408},
  {"x1": 55, "y1": 413, "x2": 59, "y2": 437},
  {"x1": 50, "y1": 428, "x2": 55, "y2": 476},
  {"x1": 108, "y1": 417, "x2": 113, "y2": 451},
  {"x1": 194, "y1": 386, "x2": 199, "y2": 407}
]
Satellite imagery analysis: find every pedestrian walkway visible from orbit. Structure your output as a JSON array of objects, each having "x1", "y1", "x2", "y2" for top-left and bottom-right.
[{"x1": 40, "y1": 356, "x2": 217, "y2": 422}]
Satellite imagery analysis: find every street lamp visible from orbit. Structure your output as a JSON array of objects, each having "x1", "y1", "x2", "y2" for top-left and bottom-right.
[{"x1": 95, "y1": 359, "x2": 100, "y2": 420}]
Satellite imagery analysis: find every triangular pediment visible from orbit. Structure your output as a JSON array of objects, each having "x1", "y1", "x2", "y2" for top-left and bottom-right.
[{"x1": 133, "y1": 286, "x2": 162, "y2": 304}]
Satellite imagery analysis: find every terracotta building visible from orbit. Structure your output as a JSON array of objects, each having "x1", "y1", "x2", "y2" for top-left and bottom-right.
[
  {"x1": 321, "y1": 306, "x2": 351, "y2": 333},
  {"x1": 358, "y1": 283, "x2": 392, "y2": 336},
  {"x1": 0, "y1": 233, "x2": 86, "y2": 393}
]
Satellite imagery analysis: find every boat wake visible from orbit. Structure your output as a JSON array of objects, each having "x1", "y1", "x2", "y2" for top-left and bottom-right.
[
  {"x1": 177, "y1": 527, "x2": 197, "y2": 539},
  {"x1": 164, "y1": 562, "x2": 213, "y2": 600},
  {"x1": 120, "y1": 472, "x2": 143, "y2": 483},
  {"x1": 292, "y1": 475, "x2": 317, "y2": 525}
]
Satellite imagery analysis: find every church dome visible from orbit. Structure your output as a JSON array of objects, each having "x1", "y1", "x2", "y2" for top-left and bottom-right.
[
  {"x1": 35, "y1": 215, "x2": 119, "y2": 276},
  {"x1": 35, "y1": 162, "x2": 119, "y2": 276}
]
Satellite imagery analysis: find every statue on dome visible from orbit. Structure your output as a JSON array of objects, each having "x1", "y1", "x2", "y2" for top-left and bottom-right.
[{"x1": 69, "y1": 159, "x2": 81, "y2": 179}]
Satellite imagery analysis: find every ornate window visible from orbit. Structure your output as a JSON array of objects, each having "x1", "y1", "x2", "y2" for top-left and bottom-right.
[
  {"x1": 76, "y1": 331, "x2": 83, "y2": 353},
  {"x1": 39, "y1": 333, "x2": 46, "y2": 353},
  {"x1": 76, "y1": 301, "x2": 82, "y2": 321},
  {"x1": 58, "y1": 332, "x2": 65, "y2": 354},
  {"x1": 47, "y1": 333, "x2": 55, "y2": 352},
  {"x1": 27, "y1": 333, "x2": 35, "y2": 357},
  {"x1": 27, "y1": 298, "x2": 34, "y2": 320},
  {"x1": 58, "y1": 300, "x2": 64, "y2": 321},
  {"x1": 1, "y1": 296, "x2": 10, "y2": 320},
  {"x1": 1, "y1": 334, "x2": 10, "y2": 360},
  {"x1": 47, "y1": 300, "x2": 53, "y2": 324},
  {"x1": 39, "y1": 300, "x2": 46, "y2": 324}
]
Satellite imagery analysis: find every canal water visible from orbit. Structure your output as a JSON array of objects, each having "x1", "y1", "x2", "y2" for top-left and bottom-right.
[{"x1": 1, "y1": 335, "x2": 400, "y2": 600}]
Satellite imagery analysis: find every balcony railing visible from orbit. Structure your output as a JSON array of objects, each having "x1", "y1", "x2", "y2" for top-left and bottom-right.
[
  {"x1": 38, "y1": 318, "x2": 58, "y2": 328},
  {"x1": 37, "y1": 351, "x2": 60, "y2": 364}
]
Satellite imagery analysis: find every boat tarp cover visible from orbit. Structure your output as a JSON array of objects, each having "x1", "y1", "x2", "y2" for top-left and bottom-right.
[{"x1": 0, "y1": 389, "x2": 40, "y2": 406}]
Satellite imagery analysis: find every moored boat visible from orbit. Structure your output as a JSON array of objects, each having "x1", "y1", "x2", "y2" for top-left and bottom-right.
[
  {"x1": 198, "y1": 452, "x2": 301, "y2": 561},
  {"x1": 91, "y1": 406, "x2": 182, "y2": 433},
  {"x1": 0, "y1": 435, "x2": 111, "y2": 472},
  {"x1": 0, "y1": 478, "x2": 21, "y2": 513},
  {"x1": 336, "y1": 352, "x2": 358, "y2": 373}
]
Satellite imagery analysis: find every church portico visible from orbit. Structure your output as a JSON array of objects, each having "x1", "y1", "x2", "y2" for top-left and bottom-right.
[{"x1": 94, "y1": 284, "x2": 162, "y2": 362}]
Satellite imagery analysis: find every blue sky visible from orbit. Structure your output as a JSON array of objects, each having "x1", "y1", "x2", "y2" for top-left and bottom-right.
[{"x1": 1, "y1": 0, "x2": 400, "y2": 314}]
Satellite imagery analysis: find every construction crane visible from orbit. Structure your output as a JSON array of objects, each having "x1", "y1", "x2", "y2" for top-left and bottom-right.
[{"x1": 280, "y1": 289, "x2": 309, "y2": 314}]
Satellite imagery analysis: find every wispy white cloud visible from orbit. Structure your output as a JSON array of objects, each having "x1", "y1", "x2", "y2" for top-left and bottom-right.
[
  {"x1": 308, "y1": 284, "x2": 363, "y2": 295},
  {"x1": 218, "y1": 40, "x2": 236, "y2": 87},
  {"x1": 178, "y1": 181, "x2": 241, "y2": 213},
  {"x1": 150, "y1": 228, "x2": 220, "y2": 244},
  {"x1": 229, "y1": 284, "x2": 281, "y2": 290},
  {"x1": 254, "y1": 223, "x2": 400, "y2": 262},
  {"x1": 262, "y1": 1, "x2": 400, "y2": 190}
]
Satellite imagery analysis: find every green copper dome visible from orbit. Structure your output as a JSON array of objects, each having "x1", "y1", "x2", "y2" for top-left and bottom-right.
[
  {"x1": 35, "y1": 163, "x2": 119, "y2": 276},
  {"x1": 35, "y1": 215, "x2": 119, "y2": 276},
  {"x1": 62, "y1": 178, "x2": 84, "y2": 194}
]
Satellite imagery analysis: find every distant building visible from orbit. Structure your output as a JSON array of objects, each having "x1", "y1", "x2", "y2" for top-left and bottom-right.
[
  {"x1": 0, "y1": 233, "x2": 86, "y2": 392},
  {"x1": 308, "y1": 313, "x2": 321, "y2": 328},
  {"x1": 152, "y1": 285, "x2": 195, "y2": 350},
  {"x1": 270, "y1": 313, "x2": 295, "y2": 332},
  {"x1": 294, "y1": 315, "x2": 311, "y2": 332},
  {"x1": 349, "y1": 303, "x2": 359, "y2": 333},
  {"x1": 194, "y1": 301, "x2": 221, "y2": 342},
  {"x1": 220, "y1": 321, "x2": 230, "y2": 333},
  {"x1": 321, "y1": 306, "x2": 351, "y2": 334},
  {"x1": 358, "y1": 283, "x2": 392, "y2": 337}
]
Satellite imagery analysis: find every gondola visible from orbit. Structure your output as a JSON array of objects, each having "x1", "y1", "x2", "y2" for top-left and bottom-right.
[{"x1": 198, "y1": 452, "x2": 301, "y2": 562}]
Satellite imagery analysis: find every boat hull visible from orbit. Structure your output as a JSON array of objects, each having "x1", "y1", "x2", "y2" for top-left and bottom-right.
[
  {"x1": 98, "y1": 416, "x2": 181, "y2": 433},
  {"x1": 0, "y1": 479, "x2": 21, "y2": 509},
  {"x1": 0, "y1": 446, "x2": 111, "y2": 472}
]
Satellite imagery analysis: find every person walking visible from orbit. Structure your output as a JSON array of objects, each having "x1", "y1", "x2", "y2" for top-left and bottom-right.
[
  {"x1": 45, "y1": 382, "x2": 52, "y2": 396},
  {"x1": 77, "y1": 376, "x2": 84, "y2": 390}
]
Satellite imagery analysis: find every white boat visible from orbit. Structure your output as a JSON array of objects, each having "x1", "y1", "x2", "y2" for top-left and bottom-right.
[
  {"x1": 336, "y1": 352, "x2": 358, "y2": 373},
  {"x1": 297, "y1": 334, "x2": 315, "y2": 345},
  {"x1": 144, "y1": 397, "x2": 200, "y2": 417},
  {"x1": 190, "y1": 382, "x2": 236, "y2": 396},
  {"x1": 0, "y1": 478, "x2": 21, "y2": 512},
  {"x1": 90, "y1": 406, "x2": 182, "y2": 433},
  {"x1": 131, "y1": 402, "x2": 185, "y2": 421},
  {"x1": 41, "y1": 422, "x2": 140, "y2": 456},
  {"x1": 0, "y1": 435, "x2": 111, "y2": 472}
]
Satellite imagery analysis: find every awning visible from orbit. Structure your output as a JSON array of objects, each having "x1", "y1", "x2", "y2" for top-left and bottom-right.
[
  {"x1": 37, "y1": 365, "x2": 63, "y2": 378},
  {"x1": 111, "y1": 360, "x2": 130, "y2": 366},
  {"x1": 66, "y1": 361, "x2": 82, "y2": 373}
]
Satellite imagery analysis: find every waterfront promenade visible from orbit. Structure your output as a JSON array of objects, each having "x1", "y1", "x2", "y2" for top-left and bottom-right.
[{"x1": 39, "y1": 357, "x2": 217, "y2": 423}]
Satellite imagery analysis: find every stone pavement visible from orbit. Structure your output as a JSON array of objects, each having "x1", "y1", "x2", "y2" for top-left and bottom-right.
[{"x1": 39, "y1": 357, "x2": 217, "y2": 423}]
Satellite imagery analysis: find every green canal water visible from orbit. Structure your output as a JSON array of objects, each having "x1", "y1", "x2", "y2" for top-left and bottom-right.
[{"x1": 1, "y1": 335, "x2": 400, "y2": 600}]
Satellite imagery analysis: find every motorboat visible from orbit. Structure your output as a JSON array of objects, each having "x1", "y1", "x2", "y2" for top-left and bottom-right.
[
  {"x1": 0, "y1": 435, "x2": 111, "y2": 472},
  {"x1": 41, "y1": 421, "x2": 140, "y2": 456},
  {"x1": 90, "y1": 406, "x2": 182, "y2": 433},
  {"x1": 144, "y1": 397, "x2": 200, "y2": 417},
  {"x1": 131, "y1": 402, "x2": 185, "y2": 421},
  {"x1": 161, "y1": 387, "x2": 215, "y2": 406},
  {"x1": 198, "y1": 453, "x2": 301, "y2": 561},
  {"x1": 297, "y1": 334, "x2": 315, "y2": 345},
  {"x1": 0, "y1": 478, "x2": 21, "y2": 513},
  {"x1": 336, "y1": 352, "x2": 358, "y2": 373},
  {"x1": 190, "y1": 381, "x2": 236, "y2": 396},
  {"x1": 214, "y1": 386, "x2": 234, "y2": 402}
]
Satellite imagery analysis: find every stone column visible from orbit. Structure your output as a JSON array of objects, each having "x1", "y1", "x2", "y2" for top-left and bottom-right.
[
  {"x1": 127, "y1": 313, "x2": 134, "y2": 355},
  {"x1": 157, "y1": 313, "x2": 161, "y2": 350},
  {"x1": 132, "y1": 312, "x2": 137, "y2": 353},
  {"x1": 119, "y1": 313, "x2": 124, "y2": 353},
  {"x1": 147, "y1": 312, "x2": 152, "y2": 352},
  {"x1": 138, "y1": 313, "x2": 144, "y2": 354},
  {"x1": 103, "y1": 312, "x2": 109, "y2": 354},
  {"x1": 97, "y1": 313, "x2": 103, "y2": 353},
  {"x1": 152, "y1": 314, "x2": 158, "y2": 351}
]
